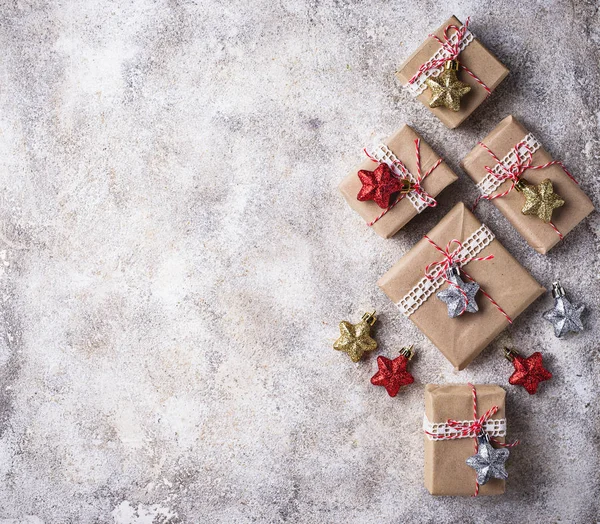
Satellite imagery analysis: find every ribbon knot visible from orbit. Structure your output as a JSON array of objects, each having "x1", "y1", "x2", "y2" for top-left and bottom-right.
[
  {"x1": 501, "y1": 146, "x2": 533, "y2": 181},
  {"x1": 407, "y1": 18, "x2": 492, "y2": 95},
  {"x1": 423, "y1": 238, "x2": 494, "y2": 282},
  {"x1": 474, "y1": 141, "x2": 535, "y2": 208},
  {"x1": 408, "y1": 19, "x2": 471, "y2": 85},
  {"x1": 446, "y1": 406, "x2": 498, "y2": 438},
  {"x1": 388, "y1": 143, "x2": 438, "y2": 208}
]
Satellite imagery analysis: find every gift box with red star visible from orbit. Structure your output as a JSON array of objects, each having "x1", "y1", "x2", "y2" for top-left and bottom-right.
[{"x1": 339, "y1": 124, "x2": 457, "y2": 238}]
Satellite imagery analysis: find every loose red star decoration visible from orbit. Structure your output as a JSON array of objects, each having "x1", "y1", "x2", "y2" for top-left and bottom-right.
[
  {"x1": 508, "y1": 351, "x2": 552, "y2": 395},
  {"x1": 370, "y1": 354, "x2": 414, "y2": 397},
  {"x1": 357, "y1": 164, "x2": 404, "y2": 209}
]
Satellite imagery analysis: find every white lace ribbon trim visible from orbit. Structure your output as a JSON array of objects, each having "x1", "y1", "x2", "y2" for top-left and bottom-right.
[
  {"x1": 423, "y1": 414, "x2": 506, "y2": 441},
  {"x1": 476, "y1": 133, "x2": 542, "y2": 197},
  {"x1": 405, "y1": 27, "x2": 474, "y2": 97},
  {"x1": 396, "y1": 224, "x2": 495, "y2": 317},
  {"x1": 368, "y1": 143, "x2": 429, "y2": 214}
]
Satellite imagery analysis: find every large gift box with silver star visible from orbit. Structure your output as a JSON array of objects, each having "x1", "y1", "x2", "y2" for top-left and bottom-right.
[
  {"x1": 424, "y1": 384, "x2": 509, "y2": 496},
  {"x1": 378, "y1": 203, "x2": 545, "y2": 370},
  {"x1": 396, "y1": 15, "x2": 509, "y2": 129},
  {"x1": 339, "y1": 124, "x2": 458, "y2": 238},
  {"x1": 461, "y1": 115, "x2": 595, "y2": 254}
]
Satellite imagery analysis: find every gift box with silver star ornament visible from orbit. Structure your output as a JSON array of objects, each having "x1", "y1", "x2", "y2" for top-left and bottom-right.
[
  {"x1": 378, "y1": 203, "x2": 545, "y2": 370},
  {"x1": 423, "y1": 384, "x2": 517, "y2": 496}
]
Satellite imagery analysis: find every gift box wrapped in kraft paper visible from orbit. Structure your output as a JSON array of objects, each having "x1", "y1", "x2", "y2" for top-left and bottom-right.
[
  {"x1": 462, "y1": 115, "x2": 595, "y2": 254},
  {"x1": 339, "y1": 124, "x2": 458, "y2": 239},
  {"x1": 396, "y1": 16, "x2": 508, "y2": 129},
  {"x1": 378, "y1": 203, "x2": 544, "y2": 370},
  {"x1": 424, "y1": 384, "x2": 514, "y2": 496}
]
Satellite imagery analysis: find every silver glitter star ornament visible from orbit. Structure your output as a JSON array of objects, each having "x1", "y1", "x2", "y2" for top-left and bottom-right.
[
  {"x1": 466, "y1": 434, "x2": 509, "y2": 486},
  {"x1": 543, "y1": 281, "x2": 585, "y2": 338},
  {"x1": 436, "y1": 265, "x2": 480, "y2": 318}
]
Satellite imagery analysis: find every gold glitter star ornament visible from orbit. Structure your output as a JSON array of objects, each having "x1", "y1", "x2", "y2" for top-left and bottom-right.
[
  {"x1": 333, "y1": 312, "x2": 377, "y2": 362},
  {"x1": 516, "y1": 178, "x2": 564, "y2": 223},
  {"x1": 424, "y1": 60, "x2": 471, "y2": 112}
]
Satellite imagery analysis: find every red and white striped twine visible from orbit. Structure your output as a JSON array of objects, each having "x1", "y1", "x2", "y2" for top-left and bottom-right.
[
  {"x1": 364, "y1": 138, "x2": 442, "y2": 227},
  {"x1": 473, "y1": 140, "x2": 579, "y2": 240},
  {"x1": 408, "y1": 17, "x2": 491, "y2": 95},
  {"x1": 422, "y1": 235, "x2": 512, "y2": 323},
  {"x1": 424, "y1": 383, "x2": 519, "y2": 497}
]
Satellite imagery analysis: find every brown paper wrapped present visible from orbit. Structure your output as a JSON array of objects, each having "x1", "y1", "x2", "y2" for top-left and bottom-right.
[
  {"x1": 339, "y1": 124, "x2": 458, "y2": 239},
  {"x1": 396, "y1": 16, "x2": 508, "y2": 129},
  {"x1": 461, "y1": 115, "x2": 595, "y2": 254},
  {"x1": 424, "y1": 384, "x2": 508, "y2": 496},
  {"x1": 378, "y1": 203, "x2": 544, "y2": 370}
]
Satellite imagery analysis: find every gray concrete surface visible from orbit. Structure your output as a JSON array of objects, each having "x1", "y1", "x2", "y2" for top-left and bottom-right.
[{"x1": 0, "y1": 1, "x2": 598, "y2": 522}]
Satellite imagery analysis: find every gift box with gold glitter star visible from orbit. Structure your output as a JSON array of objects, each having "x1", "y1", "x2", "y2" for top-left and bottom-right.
[
  {"x1": 378, "y1": 203, "x2": 545, "y2": 370},
  {"x1": 396, "y1": 16, "x2": 508, "y2": 129},
  {"x1": 462, "y1": 115, "x2": 595, "y2": 254},
  {"x1": 339, "y1": 124, "x2": 458, "y2": 239}
]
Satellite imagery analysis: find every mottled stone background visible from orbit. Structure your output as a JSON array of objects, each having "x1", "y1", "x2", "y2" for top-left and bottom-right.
[{"x1": 0, "y1": 0, "x2": 598, "y2": 522}]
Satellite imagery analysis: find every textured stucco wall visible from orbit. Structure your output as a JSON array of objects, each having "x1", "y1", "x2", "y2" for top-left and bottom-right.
[{"x1": 0, "y1": 1, "x2": 598, "y2": 522}]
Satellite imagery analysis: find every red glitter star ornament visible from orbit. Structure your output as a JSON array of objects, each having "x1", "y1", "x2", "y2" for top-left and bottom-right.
[
  {"x1": 370, "y1": 346, "x2": 415, "y2": 397},
  {"x1": 357, "y1": 164, "x2": 405, "y2": 209},
  {"x1": 505, "y1": 348, "x2": 552, "y2": 395}
]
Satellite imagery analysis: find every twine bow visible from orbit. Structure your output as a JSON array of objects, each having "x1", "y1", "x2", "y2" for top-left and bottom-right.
[
  {"x1": 422, "y1": 236, "x2": 512, "y2": 323},
  {"x1": 424, "y1": 383, "x2": 519, "y2": 496},
  {"x1": 473, "y1": 140, "x2": 579, "y2": 239},
  {"x1": 408, "y1": 17, "x2": 491, "y2": 95},
  {"x1": 445, "y1": 406, "x2": 499, "y2": 440},
  {"x1": 364, "y1": 138, "x2": 442, "y2": 226}
]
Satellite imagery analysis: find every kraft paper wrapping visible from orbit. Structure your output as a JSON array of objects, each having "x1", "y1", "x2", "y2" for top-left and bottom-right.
[
  {"x1": 424, "y1": 384, "x2": 506, "y2": 496},
  {"x1": 339, "y1": 124, "x2": 458, "y2": 239},
  {"x1": 461, "y1": 115, "x2": 595, "y2": 254},
  {"x1": 396, "y1": 16, "x2": 509, "y2": 129},
  {"x1": 378, "y1": 203, "x2": 545, "y2": 370}
]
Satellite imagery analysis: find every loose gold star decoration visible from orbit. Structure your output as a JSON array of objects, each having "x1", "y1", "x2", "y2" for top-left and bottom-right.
[
  {"x1": 516, "y1": 178, "x2": 565, "y2": 223},
  {"x1": 424, "y1": 60, "x2": 471, "y2": 112},
  {"x1": 333, "y1": 311, "x2": 377, "y2": 362}
]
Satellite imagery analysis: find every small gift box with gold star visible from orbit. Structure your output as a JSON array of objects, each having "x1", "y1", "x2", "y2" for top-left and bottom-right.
[
  {"x1": 339, "y1": 124, "x2": 458, "y2": 239},
  {"x1": 462, "y1": 115, "x2": 595, "y2": 254},
  {"x1": 396, "y1": 16, "x2": 508, "y2": 129},
  {"x1": 378, "y1": 203, "x2": 544, "y2": 370}
]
